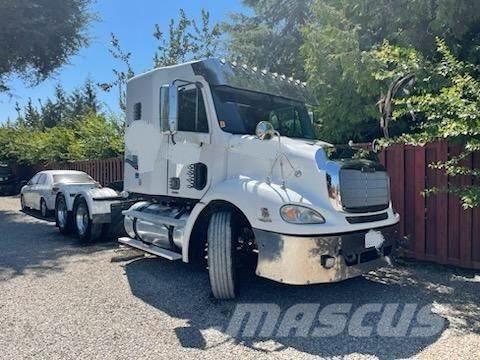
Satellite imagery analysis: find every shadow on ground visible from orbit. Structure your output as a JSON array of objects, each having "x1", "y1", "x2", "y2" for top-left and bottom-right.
[
  {"x1": 123, "y1": 254, "x2": 479, "y2": 359},
  {"x1": 0, "y1": 205, "x2": 114, "y2": 281}
]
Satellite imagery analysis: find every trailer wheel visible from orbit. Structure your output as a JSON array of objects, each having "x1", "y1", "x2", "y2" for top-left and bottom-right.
[
  {"x1": 207, "y1": 211, "x2": 237, "y2": 299},
  {"x1": 73, "y1": 197, "x2": 102, "y2": 243},
  {"x1": 55, "y1": 194, "x2": 73, "y2": 234}
]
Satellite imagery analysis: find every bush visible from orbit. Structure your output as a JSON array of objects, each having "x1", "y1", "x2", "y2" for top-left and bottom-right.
[{"x1": 0, "y1": 113, "x2": 124, "y2": 165}]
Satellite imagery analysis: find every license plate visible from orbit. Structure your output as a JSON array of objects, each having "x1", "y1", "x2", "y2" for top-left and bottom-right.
[{"x1": 365, "y1": 230, "x2": 385, "y2": 250}]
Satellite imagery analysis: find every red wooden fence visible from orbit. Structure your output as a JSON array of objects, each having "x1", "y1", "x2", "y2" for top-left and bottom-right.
[
  {"x1": 52, "y1": 157, "x2": 124, "y2": 187},
  {"x1": 13, "y1": 157, "x2": 124, "y2": 187},
  {"x1": 12, "y1": 141, "x2": 479, "y2": 270},
  {"x1": 381, "y1": 142, "x2": 480, "y2": 270}
]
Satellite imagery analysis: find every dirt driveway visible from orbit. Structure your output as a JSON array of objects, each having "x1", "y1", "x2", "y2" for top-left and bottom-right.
[{"x1": 0, "y1": 195, "x2": 479, "y2": 359}]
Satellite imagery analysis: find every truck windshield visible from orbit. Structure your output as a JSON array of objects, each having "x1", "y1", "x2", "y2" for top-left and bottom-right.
[{"x1": 211, "y1": 86, "x2": 315, "y2": 139}]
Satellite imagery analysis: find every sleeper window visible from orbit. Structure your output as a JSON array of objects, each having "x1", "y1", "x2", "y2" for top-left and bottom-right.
[
  {"x1": 133, "y1": 102, "x2": 142, "y2": 121},
  {"x1": 178, "y1": 88, "x2": 209, "y2": 133}
]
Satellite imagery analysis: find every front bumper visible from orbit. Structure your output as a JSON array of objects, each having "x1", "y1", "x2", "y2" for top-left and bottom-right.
[{"x1": 253, "y1": 223, "x2": 399, "y2": 285}]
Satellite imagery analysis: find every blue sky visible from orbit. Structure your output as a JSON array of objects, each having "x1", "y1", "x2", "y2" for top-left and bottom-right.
[{"x1": 0, "y1": 0, "x2": 243, "y2": 122}]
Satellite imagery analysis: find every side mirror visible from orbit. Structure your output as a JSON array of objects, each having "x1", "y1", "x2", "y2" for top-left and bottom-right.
[
  {"x1": 160, "y1": 84, "x2": 178, "y2": 133},
  {"x1": 256, "y1": 121, "x2": 276, "y2": 140}
]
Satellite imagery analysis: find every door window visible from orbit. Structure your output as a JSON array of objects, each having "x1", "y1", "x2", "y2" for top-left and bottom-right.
[
  {"x1": 178, "y1": 88, "x2": 209, "y2": 133},
  {"x1": 37, "y1": 174, "x2": 47, "y2": 185},
  {"x1": 28, "y1": 174, "x2": 40, "y2": 185}
]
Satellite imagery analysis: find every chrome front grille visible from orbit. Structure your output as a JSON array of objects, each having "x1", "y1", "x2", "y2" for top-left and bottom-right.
[{"x1": 339, "y1": 169, "x2": 390, "y2": 213}]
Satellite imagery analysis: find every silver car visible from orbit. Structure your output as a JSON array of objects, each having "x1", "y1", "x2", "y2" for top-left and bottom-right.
[{"x1": 20, "y1": 170, "x2": 96, "y2": 217}]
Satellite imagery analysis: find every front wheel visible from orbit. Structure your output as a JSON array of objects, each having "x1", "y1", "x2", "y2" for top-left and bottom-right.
[
  {"x1": 20, "y1": 195, "x2": 27, "y2": 211},
  {"x1": 55, "y1": 194, "x2": 73, "y2": 234},
  {"x1": 207, "y1": 211, "x2": 237, "y2": 299},
  {"x1": 73, "y1": 197, "x2": 102, "y2": 243},
  {"x1": 40, "y1": 198, "x2": 50, "y2": 218}
]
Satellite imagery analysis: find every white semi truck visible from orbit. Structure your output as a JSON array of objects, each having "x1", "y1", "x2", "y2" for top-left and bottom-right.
[{"x1": 54, "y1": 59, "x2": 400, "y2": 299}]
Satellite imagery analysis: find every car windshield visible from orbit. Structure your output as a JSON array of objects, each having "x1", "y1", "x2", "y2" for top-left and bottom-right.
[
  {"x1": 53, "y1": 173, "x2": 94, "y2": 184},
  {"x1": 211, "y1": 86, "x2": 316, "y2": 139}
]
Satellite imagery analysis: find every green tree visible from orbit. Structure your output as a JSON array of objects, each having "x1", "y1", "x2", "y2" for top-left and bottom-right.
[
  {"x1": 154, "y1": 9, "x2": 221, "y2": 67},
  {"x1": 228, "y1": 0, "x2": 480, "y2": 143},
  {"x1": 40, "y1": 84, "x2": 67, "y2": 128},
  {"x1": 97, "y1": 34, "x2": 135, "y2": 112},
  {"x1": 225, "y1": 0, "x2": 312, "y2": 79},
  {"x1": 376, "y1": 39, "x2": 480, "y2": 209},
  {"x1": 101, "y1": 9, "x2": 221, "y2": 112},
  {"x1": 301, "y1": 0, "x2": 480, "y2": 143},
  {"x1": 24, "y1": 98, "x2": 42, "y2": 129},
  {"x1": 0, "y1": 112, "x2": 124, "y2": 165},
  {"x1": 74, "y1": 112, "x2": 124, "y2": 160},
  {"x1": 0, "y1": 0, "x2": 93, "y2": 92}
]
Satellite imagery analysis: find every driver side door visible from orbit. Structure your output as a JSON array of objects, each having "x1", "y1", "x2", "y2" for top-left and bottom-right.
[
  {"x1": 23, "y1": 174, "x2": 39, "y2": 208},
  {"x1": 166, "y1": 86, "x2": 211, "y2": 199}
]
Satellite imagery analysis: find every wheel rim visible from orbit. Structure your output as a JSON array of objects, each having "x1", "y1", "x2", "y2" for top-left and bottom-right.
[
  {"x1": 41, "y1": 201, "x2": 47, "y2": 217},
  {"x1": 75, "y1": 202, "x2": 89, "y2": 236},
  {"x1": 21, "y1": 196, "x2": 25, "y2": 209},
  {"x1": 57, "y1": 199, "x2": 67, "y2": 228}
]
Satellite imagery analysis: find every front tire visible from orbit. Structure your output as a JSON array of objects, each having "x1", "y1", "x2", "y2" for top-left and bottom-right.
[
  {"x1": 40, "y1": 198, "x2": 50, "y2": 218},
  {"x1": 55, "y1": 194, "x2": 73, "y2": 234},
  {"x1": 73, "y1": 197, "x2": 102, "y2": 243},
  {"x1": 20, "y1": 195, "x2": 27, "y2": 211},
  {"x1": 207, "y1": 211, "x2": 237, "y2": 299}
]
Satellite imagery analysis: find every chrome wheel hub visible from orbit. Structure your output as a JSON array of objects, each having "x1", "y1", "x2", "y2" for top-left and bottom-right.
[
  {"x1": 75, "y1": 203, "x2": 89, "y2": 235},
  {"x1": 57, "y1": 201, "x2": 67, "y2": 228}
]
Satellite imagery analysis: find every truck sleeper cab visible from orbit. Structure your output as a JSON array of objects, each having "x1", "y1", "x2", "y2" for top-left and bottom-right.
[{"x1": 117, "y1": 58, "x2": 400, "y2": 299}]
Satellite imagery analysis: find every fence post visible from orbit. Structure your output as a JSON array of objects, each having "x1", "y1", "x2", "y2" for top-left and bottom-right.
[{"x1": 413, "y1": 146, "x2": 426, "y2": 259}]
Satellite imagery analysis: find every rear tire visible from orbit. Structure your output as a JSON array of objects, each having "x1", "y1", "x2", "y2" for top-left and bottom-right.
[
  {"x1": 207, "y1": 211, "x2": 237, "y2": 299},
  {"x1": 73, "y1": 197, "x2": 102, "y2": 243},
  {"x1": 55, "y1": 194, "x2": 73, "y2": 234}
]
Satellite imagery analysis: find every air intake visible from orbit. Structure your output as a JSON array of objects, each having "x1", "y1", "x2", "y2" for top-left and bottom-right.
[{"x1": 339, "y1": 168, "x2": 390, "y2": 213}]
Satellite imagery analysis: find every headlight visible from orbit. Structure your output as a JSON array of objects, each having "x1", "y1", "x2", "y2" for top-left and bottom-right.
[{"x1": 280, "y1": 205, "x2": 325, "y2": 224}]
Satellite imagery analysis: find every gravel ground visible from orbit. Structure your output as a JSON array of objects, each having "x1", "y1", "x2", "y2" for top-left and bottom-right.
[{"x1": 0, "y1": 195, "x2": 479, "y2": 360}]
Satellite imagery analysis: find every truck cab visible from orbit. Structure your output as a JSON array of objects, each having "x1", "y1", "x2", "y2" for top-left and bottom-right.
[{"x1": 118, "y1": 58, "x2": 400, "y2": 299}]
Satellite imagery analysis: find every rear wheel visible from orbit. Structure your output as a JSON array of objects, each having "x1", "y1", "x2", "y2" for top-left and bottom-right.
[
  {"x1": 73, "y1": 197, "x2": 102, "y2": 243},
  {"x1": 56, "y1": 194, "x2": 73, "y2": 234},
  {"x1": 207, "y1": 211, "x2": 237, "y2": 299}
]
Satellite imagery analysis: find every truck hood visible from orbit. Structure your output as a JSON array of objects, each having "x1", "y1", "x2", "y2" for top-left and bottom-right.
[{"x1": 227, "y1": 135, "x2": 332, "y2": 179}]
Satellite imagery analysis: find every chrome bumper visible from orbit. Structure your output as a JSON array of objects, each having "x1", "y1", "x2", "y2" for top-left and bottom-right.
[{"x1": 253, "y1": 224, "x2": 399, "y2": 285}]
